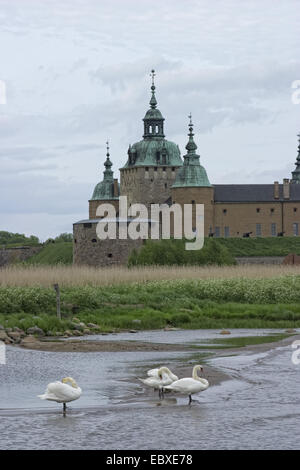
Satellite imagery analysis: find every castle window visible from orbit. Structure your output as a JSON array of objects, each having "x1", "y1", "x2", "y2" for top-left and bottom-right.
[
  {"x1": 294, "y1": 208, "x2": 297, "y2": 212},
  {"x1": 154, "y1": 167, "x2": 157, "y2": 171},
  {"x1": 164, "y1": 183, "x2": 167, "y2": 189},
  {"x1": 107, "y1": 253, "x2": 113, "y2": 258},
  {"x1": 215, "y1": 227, "x2": 220, "y2": 238},
  {"x1": 270, "y1": 208, "x2": 275, "y2": 213},
  {"x1": 271, "y1": 223, "x2": 276, "y2": 236},
  {"x1": 293, "y1": 223, "x2": 299, "y2": 236},
  {"x1": 223, "y1": 209, "x2": 227, "y2": 214},
  {"x1": 256, "y1": 208, "x2": 260, "y2": 213},
  {"x1": 145, "y1": 167, "x2": 149, "y2": 171},
  {"x1": 163, "y1": 167, "x2": 166, "y2": 171},
  {"x1": 172, "y1": 167, "x2": 175, "y2": 171},
  {"x1": 155, "y1": 125, "x2": 159, "y2": 133},
  {"x1": 224, "y1": 226, "x2": 230, "y2": 238},
  {"x1": 156, "y1": 152, "x2": 160, "y2": 163},
  {"x1": 74, "y1": 239, "x2": 77, "y2": 243},
  {"x1": 91, "y1": 238, "x2": 97, "y2": 243},
  {"x1": 256, "y1": 224, "x2": 262, "y2": 236},
  {"x1": 191, "y1": 200, "x2": 195, "y2": 204},
  {"x1": 83, "y1": 223, "x2": 92, "y2": 228}
]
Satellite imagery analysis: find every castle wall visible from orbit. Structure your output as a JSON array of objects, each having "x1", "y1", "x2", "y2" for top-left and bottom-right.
[
  {"x1": 213, "y1": 201, "x2": 300, "y2": 237},
  {"x1": 73, "y1": 222, "x2": 143, "y2": 266},
  {"x1": 0, "y1": 246, "x2": 43, "y2": 267},
  {"x1": 120, "y1": 166, "x2": 179, "y2": 207},
  {"x1": 89, "y1": 199, "x2": 119, "y2": 219}
]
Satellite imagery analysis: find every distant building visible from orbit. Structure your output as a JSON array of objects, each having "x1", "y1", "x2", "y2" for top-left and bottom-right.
[{"x1": 73, "y1": 71, "x2": 300, "y2": 266}]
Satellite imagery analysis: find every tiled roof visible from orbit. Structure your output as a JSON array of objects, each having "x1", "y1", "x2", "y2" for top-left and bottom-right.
[{"x1": 213, "y1": 184, "x2": 300, "y2": 202}]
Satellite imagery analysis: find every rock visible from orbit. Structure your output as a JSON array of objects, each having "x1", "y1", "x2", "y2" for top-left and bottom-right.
[
  {"x1": 132, "y1": 319, "x2": 141, "y2": 324},
  {"x1": 13, "y1": 327, "x2": 25, "y2": 337},
  {"x1": 72, "y1": 317, "x2": 81, "y2": 323},
  {"x1": 285, "y1": 328, "x2": 297, "y2": 333},
  {"x1": 72, "y1": 329, "x2": 83, "y2": 336},
  {"x1": 0, "y1": 330, "x2": 12, "y2": 344},
  {"x1": 54, "y1": 331, "x2": 63, "y2": 337},
  {"x1": 129, "y1": 329, "x2": 137, "y2": 333},
  {"x1": 20, "y1": 335, "x2": 38, "y2": 346},
  {"x1": 220, "y1": 329, "x2": 231, "y2": 335},
  {"x1": 7, "y1": 331, "x2": 22, "y2": 343},
  {"x1": 5, "y1": 328, "x2": 12, "y2": 333},
  {"x1": 26, "y1": 326, "x2": 45, "y2": 336},
  {"x1": 0, "y1": 325, "x2": 4, "y2": 330},
  {"x1": 83, "y1": 328, "x2": 91, "y2": 335},
  {"x1": 164, "y1": 327, "x2": 180, "y2": 331},
  {"x1": 87, "y1": 323, "x2": 99, "y2": 329},
  {"x1": 63, "y1": 330, "x2": 73, "y2": 337}
]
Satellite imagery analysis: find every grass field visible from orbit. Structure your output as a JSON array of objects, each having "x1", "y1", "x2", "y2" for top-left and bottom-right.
[{"x1": 0, "y1": 266, "x2": 300, "y2": 333}]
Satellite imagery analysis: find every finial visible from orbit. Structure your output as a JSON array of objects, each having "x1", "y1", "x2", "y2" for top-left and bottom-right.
[
  {"x1": 150, "y1": 69, "x2": 156, "y2": 88},
  {"x1": 149, "y1": 69, "x2": 157, "y2": 109},
  {"x1": 106, "y1": 140, "x2": 110, "y2": 158},
  {"x1": 185, "y1": 114, "x2": 197, "y2": 154}
]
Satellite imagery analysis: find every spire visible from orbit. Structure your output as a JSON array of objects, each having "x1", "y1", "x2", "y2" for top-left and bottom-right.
[
  {"x1": 291, "y1": 133, "x2": 300, "y2": 183},
  {"x1": 103, "y1": 140, "x2": 113, "y2": 179},
  {"x1": 172, "y1": 116, "x2": 211, "y2": 188},
  {"x1": 149, "y1": 69, "x2": 157, "y2": 109},
  {"x1": 143, "y1": 69, "x2": 165, "y2": 139},
  {"x1": 185, "y1": 113, "x2": 198, "y2": 155}
]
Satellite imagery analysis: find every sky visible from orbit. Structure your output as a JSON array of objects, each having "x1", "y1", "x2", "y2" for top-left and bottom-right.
[{"x1": 0, "y1": 0, "x2": 299, "y2": 240}]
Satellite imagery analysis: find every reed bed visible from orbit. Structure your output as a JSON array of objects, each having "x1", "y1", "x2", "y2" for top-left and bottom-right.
[{"x1": 1, "y1": 264, "x2": 300, "y2": 287}]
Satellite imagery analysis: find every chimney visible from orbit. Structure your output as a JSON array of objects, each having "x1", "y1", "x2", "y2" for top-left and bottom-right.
[
  {"x1": 113, "y1": 179, "x2": 119, "y2": 198},
  {"x1": 283, "y1": 178, "x2": 290, "y2": 199},
  {"x1": 273, "y1": 181, "x2": 279, "y2": 199}
]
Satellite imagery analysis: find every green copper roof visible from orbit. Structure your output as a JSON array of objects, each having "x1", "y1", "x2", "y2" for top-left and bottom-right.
[
  {"x1": 172, "y1": 116, "x2": 211, "y2": 188},
  {"x1": 291, "y1": 133, "x2": 300, "y2": 184},
  {"x1": 91, "y1": 143, "x2": 119, "y2": 200},
  {"x1": 122, "y1": 70, "x2": 182, "y2": 168}
]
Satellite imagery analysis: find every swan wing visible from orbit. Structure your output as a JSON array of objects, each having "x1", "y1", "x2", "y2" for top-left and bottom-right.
[
  {"x1": 165, "y1": 378, "x2": 208, "y2": 393},
  {"x1": 147, "y1": 368, "x2": 160, "y2": 377},
  {"x1": 38, "y1": 381, "x2": 81, "y2": 403}
]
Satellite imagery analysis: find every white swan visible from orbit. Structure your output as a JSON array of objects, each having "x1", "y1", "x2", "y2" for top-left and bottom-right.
[
  {"x1": 38, "y1": 377, "x2": 82, "y2": 414},
  {"x1": 147, "y1": 366, "x2": 178, "y2": 382},
  {"x1": 164, "y1": 365, "x2": 209, "y2": 404},
  {"x1": 139, "y1": 366, "x2": 178, "y2": 398}
]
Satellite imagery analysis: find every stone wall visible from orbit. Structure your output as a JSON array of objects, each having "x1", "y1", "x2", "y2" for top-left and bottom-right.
[
  {"x1": 0, "y1": 246, "x2": 43, "y2": 267},
  {"x1": 120, "y1": 166, "x2": 180, "y2": 207},
  {"x1": 73, "y1": 222, "x2": 143, "y2": 266}
]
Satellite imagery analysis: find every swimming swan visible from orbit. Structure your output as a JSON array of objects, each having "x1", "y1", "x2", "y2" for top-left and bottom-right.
[
  {"x1": 164, "y1": 365, "x2": 209, "y2": 404},
  {"x1": 38, "y1": 377, "x2": 82, "y2": 414},
  {"x1": 139, "y1": 367, "x2": 178, "y2": 398}
]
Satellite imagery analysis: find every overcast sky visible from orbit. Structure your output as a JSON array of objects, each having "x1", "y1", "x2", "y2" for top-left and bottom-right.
[{"x1": 0, "y1": 0, "x2": 299, "y2": 240}]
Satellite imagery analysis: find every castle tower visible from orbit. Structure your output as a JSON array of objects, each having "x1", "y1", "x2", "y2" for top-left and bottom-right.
[
  {"x1": 120, "y1": 70, "x2": 183, "y2": 208},
  {"x1": 88, "y1": 142, "x2": 119, "y2": 219},
  {"x1": 171, "y1": 115, "x2": 214, "y2": 236},
  {"x1": 291, "y1": 133, "x2": 300, "y2": 184}
]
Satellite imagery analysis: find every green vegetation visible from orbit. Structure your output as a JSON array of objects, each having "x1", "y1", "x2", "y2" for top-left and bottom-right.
[
  {"x1": 25, "y1": 242, "x2": 73, "y2": 265},
  {"x1": 215, "y1": 237, "x2": 300, "y2": 257},
  {"x1": 129, "y1": 239, "x2": 235, "y2": 266},
  {"x1": 1, "y1": 276, "x2": 300, "y2": 333},
  {"x1": 0, "y1": 231, "x2": 39, "y2": 247}
]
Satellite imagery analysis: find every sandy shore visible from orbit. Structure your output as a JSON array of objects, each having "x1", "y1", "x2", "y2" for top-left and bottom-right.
[{"x1": 19, "y1": 337, "x2": 189, "y2": 352}]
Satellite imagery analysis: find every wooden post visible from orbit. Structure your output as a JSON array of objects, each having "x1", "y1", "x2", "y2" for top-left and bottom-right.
[{"x1": 53, "y1": 283, "x2": 61, "y2": 320}]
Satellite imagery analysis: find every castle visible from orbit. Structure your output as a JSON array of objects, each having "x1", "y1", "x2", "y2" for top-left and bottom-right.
[{"x1": 73, "y1": 70, "x2": 300, "y2": 266}]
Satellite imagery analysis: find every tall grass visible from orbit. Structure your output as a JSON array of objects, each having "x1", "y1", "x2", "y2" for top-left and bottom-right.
[{"x1": 1, "y1": 264, "x2": 300, "y2": 287}]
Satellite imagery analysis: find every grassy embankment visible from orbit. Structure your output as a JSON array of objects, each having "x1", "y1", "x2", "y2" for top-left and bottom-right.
[
  {"x1": 11, "y1": 236, "x2": 300, "y2": 267},
  {"x1": 1, "y1": 265, "x2": 300, "y2": 333}
]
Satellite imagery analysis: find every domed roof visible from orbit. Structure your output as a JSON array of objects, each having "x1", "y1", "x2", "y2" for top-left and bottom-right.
[
  {"x1": 143, "y1": 108, "x2": 164, "y2": 120},
  {"x1": 123, "y1": 138, "x2": 182, "y2": 168},
  {"x1": 90, "y1": 144, "x2": 119, "y2": 200},
  {"x1": 172, "y1": 117, "x2": 211, "y2": 188},
  {"x1": 122, "y1": 70, "x2": 182, "y2": 169}
]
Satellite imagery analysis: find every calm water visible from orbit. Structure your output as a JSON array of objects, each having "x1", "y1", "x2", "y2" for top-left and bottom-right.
[{"x1": 0, "y1": 329, "x2": 299, "y2": 450}]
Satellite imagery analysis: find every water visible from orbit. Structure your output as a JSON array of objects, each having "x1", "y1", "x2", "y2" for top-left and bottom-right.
[{"x1": 0, "y1": 329, "x2": 299, "y2": 449}]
